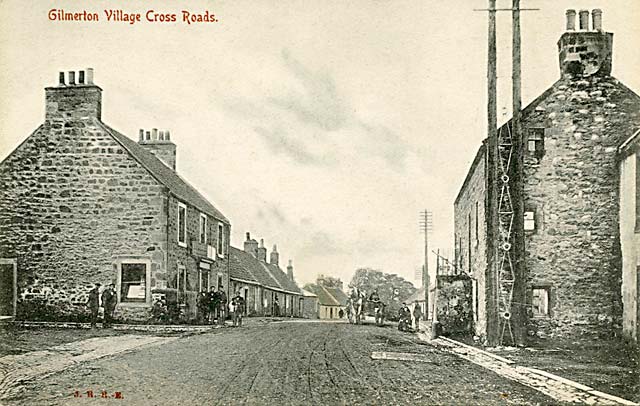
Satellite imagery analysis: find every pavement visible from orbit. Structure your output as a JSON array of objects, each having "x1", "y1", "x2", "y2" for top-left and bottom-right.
[{"x1": 1, "y1": 321, "x2": 559, "y2": 405}]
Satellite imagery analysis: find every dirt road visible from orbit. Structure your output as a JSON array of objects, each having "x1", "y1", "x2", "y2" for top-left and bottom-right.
[{"x1": 3, "y1": 321, "x2": 556, "y2": 405}]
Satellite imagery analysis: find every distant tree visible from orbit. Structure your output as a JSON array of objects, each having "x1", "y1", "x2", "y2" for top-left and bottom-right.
[
  {"x1": 349, "y1": 268, "x2": 416, "y2": 318},
  {"x1": 316, "y1": 274, "x2": 343, "y2": 289}
]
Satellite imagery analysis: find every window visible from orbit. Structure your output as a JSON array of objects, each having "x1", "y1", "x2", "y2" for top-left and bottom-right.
[
  {"x1": 527, "y1": 128, "x2": 545, "y2": 159},
  {"x1": 524, "y1": 210, "x2": 536, "y2": 231},
  {"x1": 199, "y1": 269, "x2": 210, "y2": 292},
  {"x1": 120, "y1": 263, "x2": 147, "y2": 303},
  {"x1": 531, "y1": 287, "x2": 550, "y2": 317},
  {"x1": 177, "y1": 202, "x2": 187, "y2": 247},
  {"x1": 199, "y1": 214, "x2": 207, "y2": 244},
  {"x1": 217, "y1": 223, "x2": 225, "y2": 257}
]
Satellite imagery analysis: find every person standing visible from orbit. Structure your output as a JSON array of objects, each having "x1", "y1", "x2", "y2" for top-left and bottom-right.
[
  {"x1": 207, "y1": 286, "x2": 218, "y2": 324},
  {"x1": 273, "y1": 296, "x2": 280, "y2": 317},
  {"x1": 231, "y1": 291, "x2": 245, "y2": 327},
  {"x1": 101, "y1": 283, "x2": 117, "y2": 328},
  {"x1": 413, "y1": 302, "x2": 423, "y2": 331},
  {"x1": 87, "y1": 283, "x2": 101, "y2": 328},
  {"x1": 197, "y1": 289, "x2": 210, "y2": 324},
  {"x1": 217, "y1": 285, "x2": 227, "y2": 326}
]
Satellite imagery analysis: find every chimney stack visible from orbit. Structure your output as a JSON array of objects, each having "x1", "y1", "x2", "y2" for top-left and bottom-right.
[
  {"x1": 592, "y1": 9, "x2": 603, "y2": 31},
  {"x1": 578, "y1": 10, "x2": 589, "y2": 31},
  {"x1": 287, "y1": 259, "x2": 294, "y2": 282},
  {"x1": 244, "y1": 232, "x2": 259, "y2": 257},
  {"x1": 257, "y1": 239, "x2": 267, "y2": 262},
  {"x1": 270, "y1": 244, "x2": 280, "y2": 266},
  {"x1": 138, "y1": 127, "x2": 177, "y2": 170},
  {"x1": 565, "y1": 9, "x2": 576, "y2": 31},
  {"x1": 46, "y1": 68, "x2": 102, "y2": 121}
]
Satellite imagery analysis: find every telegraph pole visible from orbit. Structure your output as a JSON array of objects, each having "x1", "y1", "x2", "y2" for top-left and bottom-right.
[
  {"x1": 475, "y1": 0, "x2": 537, "y2": 346},
  {"x1": 419, "y1": 210, "x2": 433, "y2": 319}
]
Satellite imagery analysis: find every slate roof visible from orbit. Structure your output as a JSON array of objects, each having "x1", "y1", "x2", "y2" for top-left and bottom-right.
[
  {"x1": 101, "y1": 123, "x2": 229, "y2": 224},
  {"x1": 307, "y1": 285, "x2": 348, "y2": 307},
  {"x1": 229, "y1": 247, "x2": 301, "y2": 295}
]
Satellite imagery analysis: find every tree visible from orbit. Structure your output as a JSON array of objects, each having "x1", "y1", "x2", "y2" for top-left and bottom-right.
[
  {"x1": 349, "y1": 268, "x2": 416, "y2": 318},
  {"x1": 316, "y1": 274, "x2": 343, "y2": 289}
]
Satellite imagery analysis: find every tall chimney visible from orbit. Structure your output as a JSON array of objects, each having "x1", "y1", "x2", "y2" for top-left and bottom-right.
[
  {"x1": 86, "y1": 68, "x2": 94, "y2": 85},
  {"x1": 578, "y1": 10, "x2": 589, "y2": 31},
  {"x1": 270, "y1": 244, "x2": 280, "y2": 266},
  {"x1": 257, "y1": 239, "x2": 267, "y2": 262},
  {"x1": 287, "y1": 259, "x2": 294, "y2": 282},
  {"x1": 78, "y1": 70, "x2": 85, "y2": 85},
  {"x1": 565, "y1": 9, "x2": 576, "y2": 31},
  {"x1": 592, "y1": 9, "x2": 603, "y2": 32},
  {"x1": 138, "y1": 127, "x2": 177, "y2": 170},
  {"x1": 46, "y1": 68, "x2": 102, "y2": 121},
  {"x1": 244, "y1": 232, "x2": 259, "y2": 257}
]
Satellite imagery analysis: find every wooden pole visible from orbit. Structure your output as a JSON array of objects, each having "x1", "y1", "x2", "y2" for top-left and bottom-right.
[
  {"x1": 512, "y1": 0, "x2": 526, "y2": 346},
  {"x1": 486, "y1": 0, "x2": 500, "y2": 346}
]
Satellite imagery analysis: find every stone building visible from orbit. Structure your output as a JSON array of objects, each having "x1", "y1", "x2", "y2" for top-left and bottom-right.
[
  {"x1": 228, "y1": 233, "x2": 303, "y2": 317},
  {"x1": 453, "y1": 10, "x2": 640, "y2": 343},
  {"x1": 0, "y1": 69, "x2": 231, "y2": 322},
  {"x1": 305, "y1": 279, "x2": 348, "y2": 320}
]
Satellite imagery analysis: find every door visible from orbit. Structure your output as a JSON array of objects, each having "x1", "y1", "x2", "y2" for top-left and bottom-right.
[{"x1": 0, "y1": 259, "x2": 17, "y2": 317}]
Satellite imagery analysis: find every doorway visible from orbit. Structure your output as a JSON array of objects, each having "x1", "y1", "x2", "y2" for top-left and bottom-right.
[{"x1": 0, "y1": 259, "x2": 17, "y2": 318}]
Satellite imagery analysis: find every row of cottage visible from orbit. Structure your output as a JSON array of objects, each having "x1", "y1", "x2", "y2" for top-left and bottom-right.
[{"x1": 0, "y1": 69, "x2": 348, "y2": 323}]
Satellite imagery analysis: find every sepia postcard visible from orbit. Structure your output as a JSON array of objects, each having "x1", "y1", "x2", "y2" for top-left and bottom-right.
[{"x1": 0, "y1": 0, "x2": 639, "y2": 405}]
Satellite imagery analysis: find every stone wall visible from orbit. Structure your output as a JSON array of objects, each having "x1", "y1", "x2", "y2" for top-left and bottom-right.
[
  {"x1": 0, "y1": 119, "x2": 168, "y2": 322},
  {"x1": 454, "y1": 144, "x2": 489, "y2": 340},
  {"x1": 522, "y1": 76, "x2": 640, "y2": 338},
  {"x1": 165, "y1": 194, "x2": 229, "y2": 319}
]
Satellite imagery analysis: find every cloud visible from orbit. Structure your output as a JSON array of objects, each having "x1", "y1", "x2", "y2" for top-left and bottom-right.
[
  {"x1": 357, "y1": 121, "x2": 411, "y2": 171},
  {"x1": 256, "y1": 203, "x2": 288, "y2": 225},
  {"x1": 254, "y1": 126, "x2": 334, "y2": 166},
  {"x1": 268, "y1": 49, "x2": 349, "y2": 132},
  {"x1": 297, "y1": 231, "x2": 347, "y2": 258}
]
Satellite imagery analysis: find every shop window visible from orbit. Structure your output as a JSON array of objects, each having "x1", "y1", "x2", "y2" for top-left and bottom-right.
[
  {"x1": 177, "y1": 202, "x2": 187, "y2": 247},
  {"x1": 524, "y1": 210, "x2": 536, "y2": 231},
  {"x1": 199, "y1": 214, "x2": 207, "y2": 244},
  {"x1": 531, "y1": 287, "x2": 550, "y2": 317},
  {"x1": 120, "y1": 263, "x2": 147, "y2": 303},
  {"x1": 527, "y1": 128, "x2": 545, "y2": 159}
]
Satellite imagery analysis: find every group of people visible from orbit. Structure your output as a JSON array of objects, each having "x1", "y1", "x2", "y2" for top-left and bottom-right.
[
  {"x1": 196, "y1": 285, "x2": 228, "y2": 325},
  {"x1": 87, "y1": 283, "x2": 117, "y2": 328},
  {"x1": 196, "y1": 286, "x2": 246, "y2": 327},
  {"x1": 398, "y1": 301, "x2": 423, "y2": 332}
]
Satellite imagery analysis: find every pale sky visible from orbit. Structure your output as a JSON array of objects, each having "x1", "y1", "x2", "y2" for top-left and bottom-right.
[{"x1": 1, "y1": 0, "x2": 639, "y2": 286}]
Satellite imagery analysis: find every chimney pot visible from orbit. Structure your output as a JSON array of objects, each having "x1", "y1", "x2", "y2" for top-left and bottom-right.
[
  {"x1": 246, "y1": 232, "x2": 251, "y2": 241},
  {"x1": 78, "y1": 70, "x2": 85, "y2": 84},
  {"x1": 159, "y1": 131, "x2": 164, "y2": 141},
  {"x1": 68, "y1": 71, "x2": 75, "y2": 85},
  {"x1": 139, "y1": 129, "x2": 144, "y2": 142},
  {"x1": 565, "y1": 9, "x2": 576, "y2": 31},
  {"x1": 165, "y1": 130, "x2": 171, "y2": 141},
  {"x1": 260, "y1": 238, "x2": 264, "y2": 248},
  {"x1": 592, "y1": 9, "x2": 603, "y2": 31},
  {"x1": 86, "y1": 68, "x2": 94, "y2": 85},
  {"x1": 578, "y1": 9, "x2": 589, "y2": 31},
  {"x1": 58, "y1": 72, "x2": 65, "y2": 86},
  {"x1": 145, "y1": 131, "x2": 151, "y2": 141}
]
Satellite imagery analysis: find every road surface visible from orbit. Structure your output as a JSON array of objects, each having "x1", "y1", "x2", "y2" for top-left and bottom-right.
[{"x1": 4, "y1": 320, "x2": 556, "y2": 405}]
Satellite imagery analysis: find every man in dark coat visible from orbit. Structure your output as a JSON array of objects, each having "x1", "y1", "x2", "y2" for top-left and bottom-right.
[
  {"x1": 101, "y1": 283, "x2": 117, "y2": 328},
  {"x1": 87, "y1": 283, "x2": 101, "y2": 328},
  {"x1": 208, "y1": 286, "x2": 219, "y2": 324},
  {"x1": 217, "y1": 286, "x2": 227, "y2": 326},
  {"x1": 413, "y1": 302, "x2": 423, "y2": 331},
  {"x1": 231, "y1": 291, "x2": 245, "y2": 327}
]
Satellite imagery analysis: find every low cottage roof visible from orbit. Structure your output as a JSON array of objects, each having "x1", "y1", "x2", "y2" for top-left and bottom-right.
[
  {"x1": 308, "y1": 285, "x2": 348, "y2": 307},
  {"x1": 101, "y1": 123, "x2": 229, "y2": 224},
  {"x1": 229, "y1": 247, "x2": 301, "y2": 295}
]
